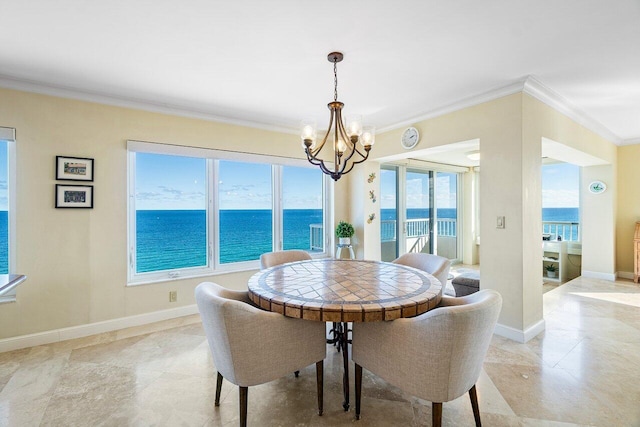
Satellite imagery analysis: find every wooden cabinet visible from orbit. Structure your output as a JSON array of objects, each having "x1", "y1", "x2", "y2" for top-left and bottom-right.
[{"x1": 634, "y1": 222, "x2": 640, "y2": 283}]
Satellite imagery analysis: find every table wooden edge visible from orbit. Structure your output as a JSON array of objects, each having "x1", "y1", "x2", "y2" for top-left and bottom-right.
[{"x1": 247, "y1": 260, "x2": 442, "y2": 322}]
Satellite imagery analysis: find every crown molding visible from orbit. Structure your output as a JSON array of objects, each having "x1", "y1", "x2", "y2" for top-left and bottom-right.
[
  {"x1": 1, "y1": 74, "x2": 634, "y2": 145},
  {"x1": 380, "y1": 76, "x2": 628, "y2": 146},
  {"x1": 378, "y1": 78, "x2": 527, "y2": 133},
  {"x1": 620, "y1": 137, "x2": 640, "y2": 146},
  {"x1": 0, "y1": 74, "x2": 297, "y2": 135},
  {"x1": 522, "y1": 76, "x2": 622, "y2": 145}
]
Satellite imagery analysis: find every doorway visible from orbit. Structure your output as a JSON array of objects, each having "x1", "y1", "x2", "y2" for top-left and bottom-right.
[{"x1": 380, "y1": 165, "x2": 460, "y2": 263}]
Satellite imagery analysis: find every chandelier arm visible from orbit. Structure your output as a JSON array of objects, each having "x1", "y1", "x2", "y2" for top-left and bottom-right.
[
  {"x1": 317, "y1": 159, "x2": 334, "y2": 177},
  {"x1": 336, "y1": 116, "x2": 360, "y2": 164},
  {"x1": 311, "y1": 109, "x2": 336, "y2": 159},
  {"x1": 337, "y1": 143, "x2": 369, "y2": 176},
  {"x1": 306, "y1": 148, "x2": 337, "y2": 176},
  {"x1": 350, "y1": 144, "x2": 369, "y2": 161}
]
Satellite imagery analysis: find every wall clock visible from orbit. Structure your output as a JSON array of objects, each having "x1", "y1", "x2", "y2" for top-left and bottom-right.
[
  {"x1": 588, "y1": 181, "x2": 607, "y2": 194},
  {"x1": 401, "y1": 127, "x2": 420, "y2": 149}
]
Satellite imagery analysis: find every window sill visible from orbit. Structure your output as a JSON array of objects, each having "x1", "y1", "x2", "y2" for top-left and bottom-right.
[
  {"x1": 126, "y1": 253, "x2": 331, "y2": 287},
  {"x1": 0, "y1": 274, "x2": 26, "y2": 298},
  {"x1": 0, "y1": 295, "x2": 16, "y2": 304}
]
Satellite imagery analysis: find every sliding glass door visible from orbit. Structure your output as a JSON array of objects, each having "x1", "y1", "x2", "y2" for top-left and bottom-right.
[
  {"x1": 435, "y1": 172, "x2": 458, "y2": 260},
  {"x1": 380, "y1": 167, "x2": 398, "y2": 262},
  {"x1": 405, "y1": 169, "x2": 433, "y2": 255},
  {"x1": 380, "y1": 165, "x2": 460, "y2": 262}
]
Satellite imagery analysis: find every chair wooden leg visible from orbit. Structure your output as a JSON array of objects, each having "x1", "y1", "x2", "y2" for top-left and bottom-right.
[
  {"x1": 469, "y1": 384, "x2": 482, "y2": 427},
  {"x1": 432, "y1": 402, "x2": 442, "y2": 427},
  {"x1": 239, "y1": 386, "x2": 248, "y2": 427},
  {"x1": 215, "y1": 372, "x2": 223, "y2": 406},
  {"x1": 355, "y1": 363, "x2": 362, "y2": 420},
  {"x1": 316, "y1": 361, "x2": 324, "y2": 416}
]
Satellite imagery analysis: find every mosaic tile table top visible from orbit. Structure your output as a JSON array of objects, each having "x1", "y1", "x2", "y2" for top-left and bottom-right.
[{"x1": 248, "y1": 259, "x2": 442, "y2": 322}]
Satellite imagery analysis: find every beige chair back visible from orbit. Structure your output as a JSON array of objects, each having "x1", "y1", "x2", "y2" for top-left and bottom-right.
[
  {"x1": 392, "y1": 253, "x2": 451, "y2": 289},
  {"x1": 352, "y1": 289, "x2": 502, "y2": 403},
  {"x1": 260, "y1": 250, "x2": 311, "y2": 270},
  {"x1": 195, "y1": 281, "x2": 325, "y2": 387}
]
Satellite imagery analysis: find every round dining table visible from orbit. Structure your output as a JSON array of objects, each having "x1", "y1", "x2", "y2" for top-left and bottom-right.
[{"x1": 247, "y1": 258, "x2": 442, "y2": 411}]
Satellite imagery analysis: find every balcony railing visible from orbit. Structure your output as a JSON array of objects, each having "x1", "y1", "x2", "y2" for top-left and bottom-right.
[
  {"x1": 382, "y1": 218, "x2": 455, "y2": 242},
  {"x1": 543, "y1": 221, "x2": 580, "y2": 241},
  {"x1": 309, "y1": 223, "x2": 324, "y2": 251},
  {"x1": 311, "y1": 219, "x2": 579, "y2": 251}
]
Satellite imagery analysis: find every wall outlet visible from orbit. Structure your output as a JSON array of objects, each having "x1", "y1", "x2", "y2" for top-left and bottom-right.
[{"x1": 169, "y1": 291, "x2": 177, "y2": 302}]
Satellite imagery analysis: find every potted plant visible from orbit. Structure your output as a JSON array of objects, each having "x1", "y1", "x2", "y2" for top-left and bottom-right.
[
  {"x1": 545, "y1": 263, "x2": 558, "y2": 278},
  {"x1": 335, "y1": 221, "x2": 355, "y2": 245}
]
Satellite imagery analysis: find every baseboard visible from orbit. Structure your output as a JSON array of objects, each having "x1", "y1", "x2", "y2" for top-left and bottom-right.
[
  {"x1": 617, "y1": 271, "x2": 634, "y2": 280},
  {"x1": 581, "y1": 270, "x2": 617, "y2": 281},
  {"x1": 0, "y1": 304, "x2": 199, "y2": 353},
  {"x1": 494, "y1": 319, "x2": 545, "y2": 343}
]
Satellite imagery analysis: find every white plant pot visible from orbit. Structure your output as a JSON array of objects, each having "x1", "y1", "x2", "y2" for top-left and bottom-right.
[
  {"x1": 338, "y1": 237, "x2": 351, "y2": 245},
  {"x1": 546, "y1": 270, "x2": 557, "y2": 278}
]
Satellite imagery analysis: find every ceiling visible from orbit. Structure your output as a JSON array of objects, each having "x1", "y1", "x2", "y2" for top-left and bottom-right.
[{"x1": 1, "y1": 0, "x2": 639, "y2": 153}]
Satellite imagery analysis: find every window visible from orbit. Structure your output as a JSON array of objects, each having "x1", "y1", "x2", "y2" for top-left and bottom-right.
[
  {"x1": 542, "y1": 162, "x2": 580, "y2": 241},
  {"x1": 134, "y1": 153, "x2": 208, "y2": 273},
  {"x1": 218, "y1": 161, "x2": 272, "y2": 264},
  {"x1": 282, "y1": 166, "x2": 324, "y2": 252},
  {"x1": 0, "y1": 127, "x2": 16, "y2": 300},
  {"x1": 128, "y1": 141, "x2": 330, "y2": 284},
  {"x1": 0, "y1": 140, "x2": 8, "y2": 274},
  {"x1": 380, "y1": 166, "x2": 398, "y2": 262}
]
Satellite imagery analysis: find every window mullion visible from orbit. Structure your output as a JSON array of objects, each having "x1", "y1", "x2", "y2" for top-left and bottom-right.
[
  {"x1": 273, "y1": 165, "x2": 282, "y2": 251},
  {"x1": 212, "y1": 159, "x2": 220, "y2": 269},
  {"x1": 127, "y1": 151, "x2": 137, "y2": 282}
]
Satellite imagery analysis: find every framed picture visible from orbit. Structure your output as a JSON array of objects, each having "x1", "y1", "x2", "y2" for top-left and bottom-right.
[
  {"x1": 56, "y1": 156, "x2": 94, "y2": 181},
  {"x1": 55, "y1": 184, "x2": 94, "y2": 208}
]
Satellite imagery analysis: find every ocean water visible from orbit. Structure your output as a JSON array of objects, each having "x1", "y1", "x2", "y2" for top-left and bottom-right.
[
  {"x1": 542, "y1": 207, "x2": 579, "y2": 222},
  {"x1": 136, "y1": 209, "x2": 323, "y2": 273},
  {"x1": 0, "y1": 211, "x2": 7, "y2": 274},
  {"x1": 0, "y1": 207, "x2": 580, "y2": 275}
]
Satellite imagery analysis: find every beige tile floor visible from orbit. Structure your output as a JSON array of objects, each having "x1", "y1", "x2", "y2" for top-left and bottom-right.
[{"x1": 1, "y1": 276, "x2": 639, "y2": 426}]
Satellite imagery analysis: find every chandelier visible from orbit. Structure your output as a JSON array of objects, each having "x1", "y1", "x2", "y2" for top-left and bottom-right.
[{"x1": 301, "y1": 52, "x2": 375, "y2": 181}]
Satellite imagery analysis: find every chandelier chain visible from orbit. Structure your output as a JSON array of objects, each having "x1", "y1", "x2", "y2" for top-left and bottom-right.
[{"x1": 333, "y1": 58, "x2": 338, "y2": 102}]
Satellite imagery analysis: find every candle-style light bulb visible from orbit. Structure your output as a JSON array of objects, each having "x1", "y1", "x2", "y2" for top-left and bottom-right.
[
  {"x1": 300, "y1": 120, "x2": 317, "y2": 149},
  {"x1": 361, "y1": 126, "x2": 376, "y2": 146},
  {"x1": 346, "y1": 115, "x2": 363, "y2": 137}
]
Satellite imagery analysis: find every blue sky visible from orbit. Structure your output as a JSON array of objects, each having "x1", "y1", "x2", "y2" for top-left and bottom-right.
[
  {"x1": 134, "y1": 153, "x2": 579, "y2": 211},
  {"x1": 135, "y1": 153, "x2": 323, "y2": 210},
  {"x1": 542, "y1": 163, "x2": 580, "y2": 207},
  {"x1": 381, "y1": 163, "x2": 579, "y2": 211},
  {"x1": 380, "y1": 169, "x2": 457, "y2": 210}
]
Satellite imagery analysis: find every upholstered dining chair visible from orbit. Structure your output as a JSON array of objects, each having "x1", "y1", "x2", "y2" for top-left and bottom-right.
[
  {"x1": 392, "y1": 253, "x2": 451, "y2": 289},
  {"x1": 260, "y1": 249, "x2": 331, "y2": 366},
  {"x1": 195, "y1": 282, "x2": 326, "y2": 427},
  {"x1": 352, "y1": 289, "x2": 502, "y2": 427},
  {"x1": 260, "y1": 249, "x2": 311, "y2": 270}
]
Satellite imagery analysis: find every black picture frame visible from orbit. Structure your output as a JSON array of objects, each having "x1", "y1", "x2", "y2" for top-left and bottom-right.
[
  {"x1": 56, "y1": 156, "x2": 94, "y2": 181},
  {"x1": 55, "y1": 184, "x2": 94, "y2": 209}
]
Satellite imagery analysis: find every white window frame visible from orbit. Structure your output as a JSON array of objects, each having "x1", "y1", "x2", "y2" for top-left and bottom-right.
[
  {"x1": 0, "y1": 127, "x2": 17, "y2": 302},
  {"x1": 127, "y1": 140, "x2": 332, "y2": 285}
]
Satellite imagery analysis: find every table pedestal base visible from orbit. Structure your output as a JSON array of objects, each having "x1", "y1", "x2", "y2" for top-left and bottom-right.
[{"x1": 326, "y1": 321, "x2": 351, "y2": 411}]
